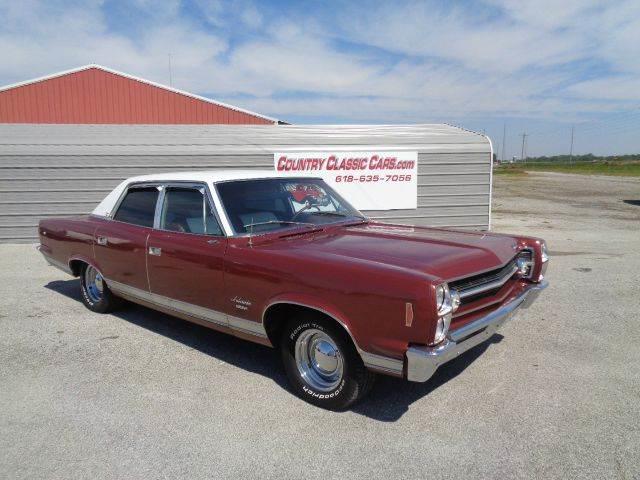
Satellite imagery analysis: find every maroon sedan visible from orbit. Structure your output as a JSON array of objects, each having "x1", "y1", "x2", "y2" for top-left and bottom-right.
[{"x1": 38, "y1": 171, "x2": 548, "y2": 410}]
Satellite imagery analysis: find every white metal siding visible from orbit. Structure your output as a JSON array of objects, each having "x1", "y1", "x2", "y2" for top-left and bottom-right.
[{"x1": 0, "y1": 124, "x2": 491, "y2": 242}]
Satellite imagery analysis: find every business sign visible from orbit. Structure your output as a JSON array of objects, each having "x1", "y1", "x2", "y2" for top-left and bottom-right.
[{"x1": 274, "y1": 151, "x2": 418, "y2": 210}]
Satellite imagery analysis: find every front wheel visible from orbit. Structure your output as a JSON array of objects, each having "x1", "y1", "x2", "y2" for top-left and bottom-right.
[
  {"x1": 79, "y1": 263, "x2": 120, "y2": 313},
  {"x1": 280, "y1": 314, "x2": 375, "y2": 410}
]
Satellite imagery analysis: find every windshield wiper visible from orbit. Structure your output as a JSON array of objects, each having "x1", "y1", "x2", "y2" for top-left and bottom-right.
[
  {"x1": 309, "y1": 211, "x2": 366, "y2": 220},
  {"x1": 243, "y1": 220, "x2": 316, "y2": 230}
]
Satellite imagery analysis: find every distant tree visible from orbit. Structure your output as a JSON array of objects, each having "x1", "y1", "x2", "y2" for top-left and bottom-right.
[{"x1": 524, "y1": 153, "x2": 640, "y2": 163}]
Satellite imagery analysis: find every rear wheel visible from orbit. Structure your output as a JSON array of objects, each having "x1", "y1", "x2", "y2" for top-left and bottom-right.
[
  {"x1": 79, "y1": 264, "x2": 120, "y2": 313},
  {"x1": 280, "y1": 313, "x2": 375, "y2": 410}
]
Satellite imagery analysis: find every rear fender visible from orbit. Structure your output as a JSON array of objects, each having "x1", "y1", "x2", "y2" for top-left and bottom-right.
[{"x1": 68, "y1": 254, "x2": 103, "y2": 278}]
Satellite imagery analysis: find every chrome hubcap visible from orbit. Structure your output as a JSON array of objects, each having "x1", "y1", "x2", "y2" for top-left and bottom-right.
[
  {"x1": 294, "y1": 329, "x2": 344, "y2": 392},
  {"x1": 84, "y1": 265, "x2": 104, "y2": 303}
]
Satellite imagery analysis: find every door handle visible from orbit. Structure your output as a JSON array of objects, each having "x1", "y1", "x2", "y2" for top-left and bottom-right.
[
  {"x1": 207, "y1": 239, "x2": 219, "y2": 245},
  {"x1": 148, "y1": 246, "x2": 162, "y2": 256},
  {"x1": 96, "y1": 236, "x2": 108, "y2": 246}
]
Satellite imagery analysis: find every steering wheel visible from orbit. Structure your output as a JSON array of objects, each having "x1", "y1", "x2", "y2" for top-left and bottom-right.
[
  {"x1": 167, "y1": 222, "x2": 187, "y2": 233},
  {"x1": 291, "y1": 199, "x2": 321, "y2": 220}
]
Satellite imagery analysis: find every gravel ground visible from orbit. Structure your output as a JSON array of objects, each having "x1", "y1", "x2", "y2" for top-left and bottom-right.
[{"x1": 1, "y1": 171, "x2": 639, "y2": 479}]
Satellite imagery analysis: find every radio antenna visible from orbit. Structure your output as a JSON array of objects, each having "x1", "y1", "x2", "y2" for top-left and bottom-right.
[{"x1": 248, "y1": 217, "x2": 254, "y2": 248}]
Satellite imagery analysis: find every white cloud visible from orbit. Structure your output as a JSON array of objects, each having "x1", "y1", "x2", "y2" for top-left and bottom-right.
[
  {"x1": 568, "y1": 77, "x2": 640, "y2": 101},
  {"x1": 337, "y1": 1, "x2": 590, "y2": 73},
  {"x1": 0, "y1": 0, "x2": 638, "y2": 155},
  {"x1": 239, "y1": 3, "x2": 263, "y2": 28}
]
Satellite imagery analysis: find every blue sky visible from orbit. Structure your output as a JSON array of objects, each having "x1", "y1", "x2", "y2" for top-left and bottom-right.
[{"x1": 1, "y1": 0, "x2": 639, "y2": 157}]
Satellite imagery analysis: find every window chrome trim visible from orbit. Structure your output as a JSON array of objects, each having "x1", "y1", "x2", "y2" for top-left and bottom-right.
[
  {"x1": 153, "y1": 182, "x2": 225, "y2": 237},
  {"x1": 153, "y1": 185, "x2": 166, "y2": 229},
  {"x1": 213, "y1": 176, "x2": 323, "y2": 185},
  {"x1": 108, "y1": 182, "x2": 163, "y2": 229},
  {"x1": 106, "y1": 278, "x2": 267, "y2": 338},
  {"x1": 108, "y1": 180, "x2": 227, "y2": 237},
  {"x1": 207, "y1": 181, "x2": 234, "y2": 237}
]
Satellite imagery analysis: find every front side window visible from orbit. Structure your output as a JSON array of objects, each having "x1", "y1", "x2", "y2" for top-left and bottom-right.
[
  {"x1": 113, "y1": 187, "x2": 159, "y2": 227},
  {"x1": 216, "y1": 178, "x2": 364, "y2": 234},
  {"x1": 160, "y1": 187, "x2": 222, "y2": 235}
]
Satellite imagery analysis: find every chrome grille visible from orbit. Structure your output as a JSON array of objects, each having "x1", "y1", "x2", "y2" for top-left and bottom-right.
[{"x1": 450, "y1": 255, "x2": 522, "y2": 302}]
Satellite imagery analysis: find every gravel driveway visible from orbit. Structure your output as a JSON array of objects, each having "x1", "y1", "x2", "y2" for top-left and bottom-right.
[{"x1": 1, "y1": 171, "x2": 638, "y2": 479}]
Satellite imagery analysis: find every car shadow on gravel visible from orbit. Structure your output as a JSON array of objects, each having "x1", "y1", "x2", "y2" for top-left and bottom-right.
[
  {"x1": 46, "y1": 278, "x2": 501, "y2": 422},
  {"x1": 351, "y1": 337, "x2": 501, "y2": 421},
  {"x1": 45, "y1": 279, "x2": 289, "y2": 389}
]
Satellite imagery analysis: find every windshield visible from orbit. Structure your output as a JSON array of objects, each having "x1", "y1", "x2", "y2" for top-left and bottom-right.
[{"x1": 216, "y1": 178, "x2": 365, "y2": 234}]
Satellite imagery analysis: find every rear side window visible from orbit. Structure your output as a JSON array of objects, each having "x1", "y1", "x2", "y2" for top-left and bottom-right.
[
  {"x1": 113, "y1": 187, "x2": 159, "y2": 227},
  {"x1": 160, "y1": 187, "x2": 223, "y2": 235}
]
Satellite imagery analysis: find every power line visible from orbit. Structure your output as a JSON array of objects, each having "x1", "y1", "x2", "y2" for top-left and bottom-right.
[
  {"x1": 512, "y1": 110, "x2": 640, "y2": 157},
  {"x1": 526, "y1": 107, "x2": 640, "y2": 137},
  {"x1": 520, "y1": 132, "x2": 528, "y2": 162},
  {"x1": 501, "y1": 122, "x2": 506, "y2": 162},
  {"x1": 569, "y1": 125, "x2": 574, "y2": 164}
]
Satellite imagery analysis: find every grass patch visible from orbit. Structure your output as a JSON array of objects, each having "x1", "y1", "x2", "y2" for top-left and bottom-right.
[
  {"x1": 495, "y1": 161, "x2": 640, "y2": 177},
  {"x1": 494, "y1": 167, "x2": 528, "y2": 176}
]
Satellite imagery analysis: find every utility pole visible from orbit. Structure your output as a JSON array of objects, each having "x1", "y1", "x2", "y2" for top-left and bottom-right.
[
  {"x1": 569, "y1": 125, "x2": 574, "y2": 165},
  {"x1": 501, "y1": 122, "x2": 506, "y2": 162},
  {"x1": 520, "y1": 132, "x2": 528, "y2": 163},
  {"x1": 168, "y1": 53, "x2": 173, "y2": 87}
]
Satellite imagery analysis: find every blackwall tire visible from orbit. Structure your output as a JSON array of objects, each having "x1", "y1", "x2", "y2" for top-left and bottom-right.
[
  {"x1": 280, "y1": 313, "x2": 376, "y2": 410},
  {"x1": 79, "y1": 263, "x2": 120, "y2": 313}
]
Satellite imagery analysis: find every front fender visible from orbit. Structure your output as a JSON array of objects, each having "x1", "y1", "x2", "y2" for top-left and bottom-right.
[
  {"x1": 262, "y1": 292, "x2": 357, "y2": 344},
  {"x1": 261, "y1": 292, "x2": 406, "y2": 377}
]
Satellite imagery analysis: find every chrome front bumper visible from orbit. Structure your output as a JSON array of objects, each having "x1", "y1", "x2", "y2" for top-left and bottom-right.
[{"x1": 406, "y1": 280, "x2": 548, "y2": 382}]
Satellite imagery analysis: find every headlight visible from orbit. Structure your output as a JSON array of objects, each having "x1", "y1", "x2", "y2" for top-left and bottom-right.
[
  {"x1": 431, "y1": 283, "x2": 458, "y2": 345},
  {"x1": 435, "y1": 283, "x2": 451, "y2": 315},
  {"x1": 539, "y1": 242, "x2": 549, "y2": 281},
  {"x1": 433, "y1": 313, "x2": 452, "y2": 345},
  {"x1": 435, "y1": 284, "x2": 446, "y2": 311},
  {"x1": 516, "y1": 250, "x2": 534, "y2": 278}
]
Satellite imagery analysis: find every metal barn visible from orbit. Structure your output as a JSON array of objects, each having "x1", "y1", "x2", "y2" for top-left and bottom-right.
[
  {"x1": 0, "y1": 124, "x2": 492, "y2": 242},
  {"x1": 0, "y1": 65, "x2": 277, "y2": 125}
]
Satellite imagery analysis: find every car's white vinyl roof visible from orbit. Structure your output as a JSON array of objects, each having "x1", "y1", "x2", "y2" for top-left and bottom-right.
[
  {"x1": 123, "y1": 169, "x2": 305, "y2": 184},
  {"x1": 91, "y1": 169, "x2": 318, "y2": 218}
]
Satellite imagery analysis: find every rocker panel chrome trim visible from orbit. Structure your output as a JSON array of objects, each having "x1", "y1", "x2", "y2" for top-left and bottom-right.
[
  {"x1": 359, "y1": 351, "x2": 404, "y2": 375},
  {"x1": 106, "y1": 279, "x2": 267, "y2": 338}
]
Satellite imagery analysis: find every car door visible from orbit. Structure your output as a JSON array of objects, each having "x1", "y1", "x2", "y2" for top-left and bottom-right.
[
  {"x1": 95, "y1": 184, "x2": 160, "y2": 292},
  {"x1": 146, "y1": 184, "x2": 228, "y2": 321}
]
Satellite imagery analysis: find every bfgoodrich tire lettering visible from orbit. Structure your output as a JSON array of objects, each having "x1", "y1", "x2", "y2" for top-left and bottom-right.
[
  {"x1": 79, "y1": 263, "x2": 121, "y2": 313},
  {"x1": 281, "y1": 313, "x2": 375, "y2": 410}
]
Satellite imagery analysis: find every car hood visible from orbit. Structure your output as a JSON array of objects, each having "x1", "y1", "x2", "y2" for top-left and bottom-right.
[{"x1": 265, "y1": 222, "x2": 520, "y2": 282}]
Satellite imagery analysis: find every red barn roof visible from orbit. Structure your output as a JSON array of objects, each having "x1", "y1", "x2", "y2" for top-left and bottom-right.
[{"x1": 0, "y1": 65, "x2": 277, "y2": 124}]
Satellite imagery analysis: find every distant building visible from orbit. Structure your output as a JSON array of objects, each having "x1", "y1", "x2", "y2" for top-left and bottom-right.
[{"x1": 0, "y1": 64, "x2": 278, "y2": 124}]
